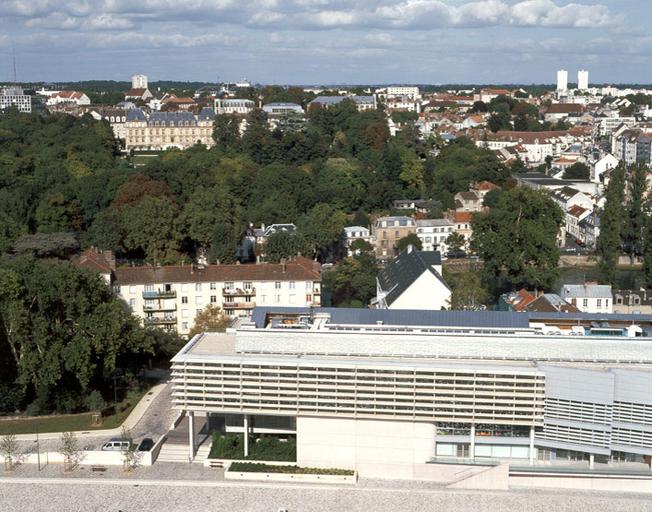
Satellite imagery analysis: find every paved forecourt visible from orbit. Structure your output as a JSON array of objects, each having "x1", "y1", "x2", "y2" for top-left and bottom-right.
[{"x1": 1, "y1": 476, "x2": 652, "y2": 512}]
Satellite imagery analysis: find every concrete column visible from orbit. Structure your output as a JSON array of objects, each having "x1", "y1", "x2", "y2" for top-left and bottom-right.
[
  {"x1": 243, "y1": 414, "x2": 249, "y2": 458},
  {"x1": 188, "y1": 411, "x2": 195, "y2": 462},
  {"x1": 529, "y1": 426, "x2": 535, "y2": 465},
  {"x1": 589, "y1": 454, "x2": 595, "y2": 469},
  {"x1": 433, "y1": 423, "x2": 437, "y2": 459},
  {"x1": 470, "y1": 424, "x2": 475, "y2": 460}
]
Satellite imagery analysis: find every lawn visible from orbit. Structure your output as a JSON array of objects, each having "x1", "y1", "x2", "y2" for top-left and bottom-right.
[{"x1": 0, "y1": 386, "x2": 153, "y2": 435}]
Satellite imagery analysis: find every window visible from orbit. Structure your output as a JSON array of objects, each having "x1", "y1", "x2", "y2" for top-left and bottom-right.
[
  {"x1": 182, "y1": 322, "x2": 188, "y2": 331},
  {"x1": 597, "y1": 299, "x2": 602, "y2": 308},
  {"x1": 182, "y1": 309, "x2": 189, "y2": 318},
  {"x1": 210, "y1": 282, "x2": 217, "y2": 290},
  {"x1": 129, "y1": 298, "x2": 136, "y2": 309},
  {"x1": 194, "y1": 283, "x2": 202, "y2": 292},
  {"x1": 605, "y1": 299, "x2": 609, "y2": 308},
  {"x1": 289, "y1": 281, "x2": 295, "y2": 289},
  {"x1": 144, "y1": 284, "x2": 154, "y2": 292},
  {"x1": 274, "y1": 294, "x2": 281, "y2": 303},
  {"x1": 583, "y1": 298, "x2": 588, "y2": 308},
  {"x1": 182, "y1": 296, "x2": 188, "y2": 304},
  {"x1": 306, "y1": 294, "x2": 312, "y2": 303},
  {"x1": 275, "y1": 281, "x2": 281, "y2": 289},
  {"x1": 210, "y1": 295, "x2": 217, "y2": 303},
  {"x1": 225, "y1": 282, "x2": 234, "y2": 290},
  {"x1": 244, "y1": 281, "x2": 252, "y2": 290}
]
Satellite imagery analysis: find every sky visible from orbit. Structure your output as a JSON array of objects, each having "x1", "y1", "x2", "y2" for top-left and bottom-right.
[{"x1": 0, "y1": 0, "x2": 650, "y2": 85}]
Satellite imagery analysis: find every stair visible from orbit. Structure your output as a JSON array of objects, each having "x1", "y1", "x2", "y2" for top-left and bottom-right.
[{"x1": 155, "y1": 438, "x2": 211, "y2": 464}]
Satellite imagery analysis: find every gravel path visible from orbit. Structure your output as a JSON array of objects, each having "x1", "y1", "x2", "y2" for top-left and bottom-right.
[{"x1": 1, "y1": 479, "x2": 651, "y2": 512}]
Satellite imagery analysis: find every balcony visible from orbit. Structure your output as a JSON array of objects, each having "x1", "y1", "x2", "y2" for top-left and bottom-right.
[
  {"x1": 144, "y1": 316, "x2": 177, "y2": 325},
  {"x1": 222, "y1": 301, "x2": 256, "y2": 309},
  {"x1": 143, "y1": 290, "x2": 176, "y2": 299},
  {"x1": 223, "y1": 287, "x2": 256, "y2": 297},
  {"x1": 143, "y1": 303, "x2": 177, "y2": 312}
]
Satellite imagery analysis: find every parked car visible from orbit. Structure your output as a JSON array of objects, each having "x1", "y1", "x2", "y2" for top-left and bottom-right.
[
  {"x1": 101, "y1": 438, "x2": 131, "y2": 451},
  {"x1": 445, "y1": 250, "x2": 466, "y2": 259},
  {"x1": 138, "y1": 438, "x2": 154, "y2": 451}
]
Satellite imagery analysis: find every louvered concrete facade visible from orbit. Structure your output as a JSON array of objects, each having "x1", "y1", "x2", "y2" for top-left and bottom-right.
[{"x1": 171, "y1": 327, "x2": 652, "y2": 475}]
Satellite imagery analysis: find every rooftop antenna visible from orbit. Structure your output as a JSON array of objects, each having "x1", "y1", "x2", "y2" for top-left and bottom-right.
[{"x1": 12, "y1": 46, "x2": 17, "y2": 84}]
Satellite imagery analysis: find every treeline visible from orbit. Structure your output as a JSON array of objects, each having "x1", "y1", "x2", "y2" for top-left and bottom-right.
[
  {"x1": 0, "y1": 101, "x2": 511, "y2": 266},
  {"x1": 471, "y1": 95, "x2": 570, "y2": 133},
  {"x1": 0, "y1": 256, "x2": 179, "y2": 415}
]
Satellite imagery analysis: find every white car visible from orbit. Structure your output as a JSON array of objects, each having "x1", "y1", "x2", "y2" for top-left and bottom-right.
[{"x1": 101, "y1": 439, "x2": 131, "y2": 451}]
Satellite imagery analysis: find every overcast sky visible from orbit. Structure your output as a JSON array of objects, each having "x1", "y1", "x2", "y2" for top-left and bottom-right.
[{"x1": 0, "y1": 0, "x2": 649, "y2": 85}]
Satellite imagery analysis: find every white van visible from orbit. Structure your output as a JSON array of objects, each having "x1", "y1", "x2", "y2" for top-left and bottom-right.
[{"x1": 101, "y1": 439, "x2": 131, "y2": 451}]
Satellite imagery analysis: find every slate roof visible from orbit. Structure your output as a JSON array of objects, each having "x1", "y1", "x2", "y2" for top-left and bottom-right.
[
  {"x1": 560, "y1": 284, "x2": 613, "y2": 300},
  {"x1": 198, "y1": 107, "x2": 215, "y2": 120},
  {"x1": 126, "y1": 108, "x2": 146, "y2": 121},
  {"x1": 251, "y1": 307, "x2": 531, "y2": 329},
  {"x1": 377, "y1": 249, "x2": 448, "y2": 307}
]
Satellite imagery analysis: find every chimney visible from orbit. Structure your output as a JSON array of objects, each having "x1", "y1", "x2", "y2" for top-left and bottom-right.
[
  {"x1": 281, "y1": 258, "x2": 287, "y2": 273},
  {"x1": 407, "y1": 244, "x2": 414, "y2": 253}
]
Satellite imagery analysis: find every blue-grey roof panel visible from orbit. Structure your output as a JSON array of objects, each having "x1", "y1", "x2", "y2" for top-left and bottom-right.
[{"x1": 251, "y1": 307, "x2": 530, "y2": 329}]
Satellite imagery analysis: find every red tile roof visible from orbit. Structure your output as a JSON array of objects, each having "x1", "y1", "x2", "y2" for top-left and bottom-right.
[{"x1": 115, "y1": 256, "x2": 321, "y2": 286}]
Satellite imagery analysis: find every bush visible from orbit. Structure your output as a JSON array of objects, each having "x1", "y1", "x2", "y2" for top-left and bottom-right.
[
  {"x1": 229, "y1": 462, "x2": 354, "y2": 475},
  {"x1": 209, "y1": 433, "x2": 296, "y2": 461},
  {"x1": 84, "y1": 390, "x2": 106, "y2": 412}
]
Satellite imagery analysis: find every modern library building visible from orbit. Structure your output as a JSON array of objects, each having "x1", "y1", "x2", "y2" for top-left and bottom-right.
[{"x1": 171, "y1": 307, "x2": 652, "y2": 478}]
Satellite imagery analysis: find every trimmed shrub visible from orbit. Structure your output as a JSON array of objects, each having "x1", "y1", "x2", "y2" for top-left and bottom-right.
[
  {"x1": 209, "y1": 433, "x2": 296, "y2": 461},
  {"x1": 229, "y1": 462, "x2": 354, "y2": 475}
]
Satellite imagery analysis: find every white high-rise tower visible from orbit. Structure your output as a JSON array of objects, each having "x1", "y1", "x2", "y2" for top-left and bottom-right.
[
  {"x1": 556, "y1": 70, "x2": 568, "y2": 92},
  {"x1": 578, "y1": 70, "x2": 589, "y2": 90},
  {"x1": 131, "y1": 74, "x2": 148, "y2": 89}
]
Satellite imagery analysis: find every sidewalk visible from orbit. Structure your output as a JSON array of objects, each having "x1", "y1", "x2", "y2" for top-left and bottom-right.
[{"x1": 13, "y1": 381, "x2": 169, "y2": 442}]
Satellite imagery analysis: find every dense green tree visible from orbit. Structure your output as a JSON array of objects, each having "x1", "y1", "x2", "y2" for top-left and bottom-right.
[
  {"x1": 210, "y1": 222, "x2": 240, "y2": 264},
  {"x1": 446, "y1": 232, "x2": 466, "y2": 253},
  {"x1": 0, "y1": 257, "x2": 155, "y2": 412},
  {"x1": 642, "y1": 216, "x2": 652, "y2": 288},
  {"x1": 395, "y1": 233, "x2": 423, "y2": 252},
  {"x1": 623, "y1": 165, "x2": 647, "y2": 260},
  {"x1": 242, "y1": 108, "x2": 270, "y2": 164},
  {"x1": 487, "y1": 111, "x2": 512, "y2": 132},
  {"x1": 323, "y1": 252, "x2": 378, "y2": 307},
  {"x1": 297, "y1": 203, "x2": 347, "y2": 260},
  {"x1": 446, "y1": 270, "x2": 490, "y2": 310},
  {"x1": 212, "y1": 114, "x2": 242, "y2": 152},
  {"x1": 597, "y1": 166, "x2": 625, "y2": 285},
  {"x1": 122, "y1": 196, "x2": 180, "y2": 263},
  {"x1": 471, "y1": 187, "x2": 563, "y2": 289},
  {"x1": 264, "y1": 231, "x2": 309, "y2": 263},
  {"x1": 563, "y1": 162, "x2": 590, "y2": 180}
]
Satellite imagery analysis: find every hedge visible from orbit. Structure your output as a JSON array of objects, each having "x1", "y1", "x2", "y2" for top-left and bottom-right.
[
  {"x1": 209, "y1": 433, "x2": 296, "y2": 461},
  {"x1": 229, "y1": 462, "x2": 354, "y2": 475}
]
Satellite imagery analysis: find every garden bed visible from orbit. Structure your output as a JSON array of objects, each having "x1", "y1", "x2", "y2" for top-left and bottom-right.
[
  {"x1": 225, "y1": 462, "x2": 356, "y2": 484},
  {"x1": 208, "y1": 433, "x2": 296, "y2": 461}
]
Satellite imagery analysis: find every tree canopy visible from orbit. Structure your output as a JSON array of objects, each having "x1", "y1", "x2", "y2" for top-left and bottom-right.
[{"x1": 471, "y1": 187, "x2": 563, "y2": 290}]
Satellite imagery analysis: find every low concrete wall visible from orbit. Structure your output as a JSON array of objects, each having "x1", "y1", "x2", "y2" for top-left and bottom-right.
[
  {"x1": 20, "y1": 449, "x2": 152, "y2": 467},
  {"x1": 143, "y1": 435, "x2": 167, "y2": 465},
  {"x1": 511, "y1": 474, "x2": 652, "y2": 493},
  {"x1": 225, "y1": 468, "x2": 357, "y2": 485}
]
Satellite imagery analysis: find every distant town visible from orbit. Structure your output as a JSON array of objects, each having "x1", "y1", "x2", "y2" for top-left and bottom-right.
[{"x1": 2, "y1": 69, "x2": 652, "y2": 510}]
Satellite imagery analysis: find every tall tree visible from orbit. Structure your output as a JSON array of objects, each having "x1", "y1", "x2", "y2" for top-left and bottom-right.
[
  {"x1": 642, "y1": 215, "x2": 652, "y2": 288},
  {"x1": 212, "y1": 114, "x2": 242, "y2": 152},
  {"x1": 297, "y1": 203, "x2": 347, "y2": 260},
  {"x1": 471, "y1": 187, "x2": 563, "y2": 290},
  {"x1": 597, "y1": 166, "x2": 625, "y2": 285},
  {"x1": 623, "y1": 165, "x2": 647, "y2": 261}
]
